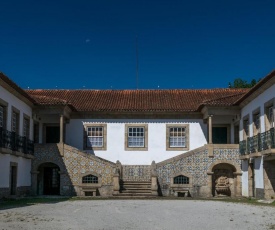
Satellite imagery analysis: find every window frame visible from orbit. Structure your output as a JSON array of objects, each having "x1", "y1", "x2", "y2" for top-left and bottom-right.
[
  {"x1": 252, "y1": 108, "x2": 261, "y2": 135},
  {"x1": 83, "y1": 123, "x2": 107, "y2": 150},
  {"x1": 23, "y1": 114, "x2": 30, "y2": 139},
  {"x1": 125, "y1": 124, "x2": 148, "y2": 151},
  {"x1": 0, "y1": 98, "x2": 8, "y2": 129},
  {"x1": 11, "y1": 106, "x2": 20, "y2": 134},
  {"x1": 166, "y1": 124, "x2": 189, "y2": 151},
  {"x1": 264, "y1": 98, "x2": 275, "y2": 131},
  {"x1": 243, "y1": 115, "x2": 250, "y2": 139}
]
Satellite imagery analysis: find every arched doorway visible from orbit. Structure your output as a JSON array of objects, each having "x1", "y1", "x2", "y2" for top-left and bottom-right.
[
  {"x1": 37, "y1": 163, "x2": 60, "y2": 195},
  {"x1": 212, "y1": 163, "x2": 235, "y2": 197}
]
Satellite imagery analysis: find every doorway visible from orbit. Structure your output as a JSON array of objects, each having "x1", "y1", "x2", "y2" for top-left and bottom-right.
[
  {"x1": 37, "y1": 163, "x2": 60, "y2": 195},
  {"x1": 212, "y1": 127, "x2": 228, "y2": 144},
  {"x1": 10, "y1": 163, "x2": 17, "y2": 195},
  {"x1": 46, "y1": 126, "x2": 60, "y2": 143}
]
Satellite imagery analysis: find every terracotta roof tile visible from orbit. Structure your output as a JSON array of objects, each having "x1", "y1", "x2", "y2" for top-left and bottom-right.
[{"x1": 26, "y1": 88, "x2": 249, "y2": 112}]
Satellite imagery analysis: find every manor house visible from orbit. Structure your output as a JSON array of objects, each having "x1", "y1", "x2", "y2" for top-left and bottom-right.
[{"x1": 0, "y1": 70, "x2": 274, "y2": 199}]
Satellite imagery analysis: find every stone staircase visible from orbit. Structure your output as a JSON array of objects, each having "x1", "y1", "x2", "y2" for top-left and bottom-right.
[{"x1": 113, "y1": 181, "x2": 155, "y2": 198}]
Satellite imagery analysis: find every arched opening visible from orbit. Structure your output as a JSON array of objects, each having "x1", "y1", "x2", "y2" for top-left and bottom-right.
[
  {"x1": 37, "y1": 162, "x2": 60, "y2": 195},
  {"x1": 212, "y1": 163, "x2": 236, "y2": 197},
  {"x1": 173, "y1": 175, "x2": 189, "y2": 185},
  {"x1": 82, "y1": 174, "x2": 98, "y2": 184}
]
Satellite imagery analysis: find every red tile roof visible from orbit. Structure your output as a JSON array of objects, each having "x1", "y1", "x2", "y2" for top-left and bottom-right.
[{"x1": 26, "y1": 88, "x2": 249, "y2": 112}]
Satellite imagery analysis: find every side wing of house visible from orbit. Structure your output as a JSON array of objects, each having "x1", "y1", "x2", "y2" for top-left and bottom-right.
[{"x1": 0, "y1": 73, "x2": 34, "y2": 198}]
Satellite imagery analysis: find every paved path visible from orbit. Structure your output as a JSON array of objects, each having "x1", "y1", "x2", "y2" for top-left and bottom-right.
[{"x1": 0, "y1": 200, "x2": 274, "y2": 230}]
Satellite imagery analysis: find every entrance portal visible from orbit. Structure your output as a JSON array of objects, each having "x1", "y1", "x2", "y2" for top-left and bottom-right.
[
  {"x1": 212, "y1": 163, "x2": 235, "y2": 197},
  {"x1": 38, "y1": 163, "x2": 60, "y2": 195},
  {"x1": 46, "y1": 126, "x2": 60, "y2": 143}
]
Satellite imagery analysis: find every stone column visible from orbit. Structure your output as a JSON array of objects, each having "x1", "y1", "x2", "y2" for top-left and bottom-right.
[
  {"x1": 233, "y1": 172, "x2": 242, "y2": 197},
  {"x1": 151, "y1": 161, "x2": 158, "y2": 196},
  {"x1": 207, "y1": 172, "x2": 214, "y2": 197},
  {"x1": 59, "y1": 115, "x2": 64, "y2": 144},
  {"x1": 31, "y1": 171, "x2": 39, "y2": 196},
  {"x1": 113, "y1": 170, "x2": 120, "y2": 195},
  {"x1": 208, "y1": 115, "x2": 213, "y2": 144}
]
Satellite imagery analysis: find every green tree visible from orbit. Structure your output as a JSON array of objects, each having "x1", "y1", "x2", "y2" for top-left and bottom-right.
[{"x1": 228, "y1": 78, "x2": 260, "y2": 88}]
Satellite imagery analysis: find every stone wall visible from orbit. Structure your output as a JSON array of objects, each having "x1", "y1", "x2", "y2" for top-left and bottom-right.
[
  {"x1": 0, "y1": 186, "x2": 31, "y2": 199},
  {"x1": 32, "y1": 144, "x2": 116, "y2": 196},
  {"x1": 156, "y1": 145, "x2": 241, "y2": 197}
]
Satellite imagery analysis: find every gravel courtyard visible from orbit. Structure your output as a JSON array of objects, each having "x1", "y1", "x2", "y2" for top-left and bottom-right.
[{"x1": 0, "y1": 199, "x2": 274, "y2": 230}]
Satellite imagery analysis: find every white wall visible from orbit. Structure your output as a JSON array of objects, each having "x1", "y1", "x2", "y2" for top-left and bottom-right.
[
  {"x1": 240, "y1": 84, "x2": 275, "y2": 140},
  {"x1": 254, "y1": 156, "x2": 264, "y2": 189},
  {"x1": 0, "y1": 154, "x2": 31, "y2": 188},
  {"x1": 241, "y1": 160, "x2": 249, "y2": 197},
  {"x1": 0, "y1": 85, "x2": 33, "y2": 140},
  {"x1": 66, "y1": 119, "x2": 207, "y2": 164}
]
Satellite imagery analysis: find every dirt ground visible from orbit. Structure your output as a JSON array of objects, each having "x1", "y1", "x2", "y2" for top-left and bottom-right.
[{"x1": 0, "y1": 199, "x2": 275, "y2": 230}]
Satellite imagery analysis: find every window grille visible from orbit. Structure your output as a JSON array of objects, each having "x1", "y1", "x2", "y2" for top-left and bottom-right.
[
  {"x1": 0, "y1": 106, "x2": 3, "y2": 127},
  {"x1": 174, "y1": 175, "x2": 189, "y2": 184},
  {"x1": 268, "y1": 107, "x2": 274, "y2": 128},
  {"x1": 87, "y1": 127, "x2": 103, "y2": 147},
  {"x1": 23, "y1": 118, "x2": 30, "y2": 137},
  {"x1": 128, "y1": 127, "x2": 144, "y2": 147},
  {"x1": 169, "y1": 127, "x2": 186, "y2": 147},
  {"x1": 82, "y1": 174, "x2": 98, "y2": 183},
  {"x1": 12, "y1": 112, "x2": 17, "y2": 132}
]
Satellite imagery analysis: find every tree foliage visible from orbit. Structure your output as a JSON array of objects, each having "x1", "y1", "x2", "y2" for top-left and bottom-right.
[{"x1": 228, "y1": 78, "x2": 260, "y2": 88}]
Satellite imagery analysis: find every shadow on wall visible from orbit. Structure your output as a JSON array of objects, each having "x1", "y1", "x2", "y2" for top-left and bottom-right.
[{"x1": 32, "y1": 144, "x2": 77, "y2": 196}]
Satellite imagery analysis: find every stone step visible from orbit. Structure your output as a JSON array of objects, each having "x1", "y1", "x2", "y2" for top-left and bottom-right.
[
  {"x1": 121, "y1": 189, "x2": 152, "y2": 193},
  {"x1": 121, "y1": 187, "x2": 151, "y2": 190},
  {"x1": 114, "y1": 193, "x2": 155, "y2": 197}
]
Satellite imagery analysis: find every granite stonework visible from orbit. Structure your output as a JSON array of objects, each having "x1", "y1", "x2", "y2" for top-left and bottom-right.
[
  {"x1": 156, "y1": 145, "x2": 241, "y2": 197},
  {"x1": 0, "y1": 186, "x2": 31, "y2": 199},
  {"x1": 32, "y1": 144, "x2": 116, "y2": 196}
]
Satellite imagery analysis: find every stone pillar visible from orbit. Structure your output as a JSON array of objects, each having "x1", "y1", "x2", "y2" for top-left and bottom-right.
[
  {"x1": 233, "y1": 172, "x2": 242, "y2": 197},
  {"x1": 59, "y1": 115, "x2": 64, "y2": 144},
  {"x1": 207, "y1": 172, "x2": 214, "y2": 197},
  {"x1": 208, "y1": 115, "x2": 213, "y2": 144},
  {"x1": 151, "y1": 161, "x2": 158, "y2": 196},
  {"x1": 31, "y1": 171, "x2": 39, "y2": 196},
  {"x1": 113, "y1": 170, "x2": 120, "y2": 195}
]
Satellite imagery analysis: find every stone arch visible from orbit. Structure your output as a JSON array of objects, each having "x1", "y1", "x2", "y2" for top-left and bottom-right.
[
  {"x1": 207, "y1": 160, "x2": 242, "y2": 197},
  {"x1": 207, "y1": 160, "x2": 241, "y2": 174},
  {"x1": 36, "y1": 162, "x2": 61, "y2": 195}
]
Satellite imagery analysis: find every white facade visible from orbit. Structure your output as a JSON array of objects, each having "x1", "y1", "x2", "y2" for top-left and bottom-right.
[
  {"x1": 0, "y1": 84, "x2": 33, "y2": 196},
  {"x1": 66, "y1": 119, "x2": 207, "y2": 164},
  {"x1": 240, "y1": 82, "x2": 275, "y2": 198}
]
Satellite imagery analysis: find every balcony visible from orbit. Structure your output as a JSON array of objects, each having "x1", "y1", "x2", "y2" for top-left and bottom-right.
[
  {"x1": 0, "y1": 127, "x2": 34, "y2": 155},
  {"x1": 239, "y1": 128, "x2": 275, "y2": 159}
]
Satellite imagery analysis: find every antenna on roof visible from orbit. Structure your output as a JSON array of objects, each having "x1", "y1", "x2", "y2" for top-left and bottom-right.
[{"x1": 136, "y1": 35, "x2": 139, "y2": 90}]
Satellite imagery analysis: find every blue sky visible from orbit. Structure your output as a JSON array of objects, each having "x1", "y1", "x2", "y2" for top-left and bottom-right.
[{"x1": 0, "y1": 0, "x2": 275, "y2": 89}]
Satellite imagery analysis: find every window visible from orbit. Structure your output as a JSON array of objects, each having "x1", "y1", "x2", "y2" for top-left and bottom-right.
[
  {"x1": 87, "y1": 127, "x2": 103, "y2": 147},
  {"x1": 166, "y1": 124, "x2": 189, "y2": 151},
  {"x1": 128, "y1": 127, "x2": 144, "y2": 147},
  {"x1": 268, "y1": 106, "x2": 274, "y2": 128},
  {"x1": 83, "y1": 124, "x2": 107, "y2": 150},
  {"x1": 11, "y1": 111, "x2": 19, "y2": 133},
  {"x1": 0, "y1": 106, "x2": 3, "y2": 128},
  {"x1": 253, "y1": 112, "x2": 260, "y2": 135},
  {"x1": 23, "y1": 117, "x2": 30, "y2": 138},
  {"x1": 82, "y1": 174, "x2": 98, "y2": 184},
  {"x1": 125, "y1": 124, "x2": 148, "y2": 151},
  {"x1": 169, "y1": 127, "x2": 186, "y2": 147},
  {"x1": 243, "y1": 118, "x2": 249, "y2": 139},
  {"x1": 174, "y1": 175, "x2": 189, "y2": 184}
]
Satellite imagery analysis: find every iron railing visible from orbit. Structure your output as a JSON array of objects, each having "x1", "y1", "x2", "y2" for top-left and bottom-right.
[
  {"x1": 239, "y1": 128, "x2": 275, "y2": 155},
  {"x1": 0, "y1": 127, "x2": 34, "y2": 155}
]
